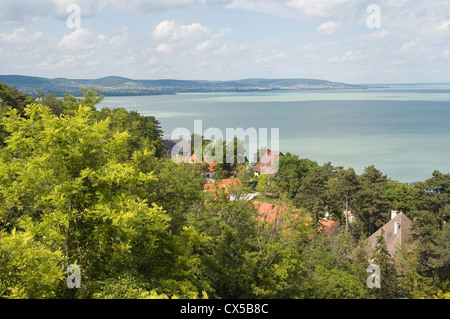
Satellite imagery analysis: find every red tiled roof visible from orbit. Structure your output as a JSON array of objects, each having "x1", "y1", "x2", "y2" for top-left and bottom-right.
[
  {"x1": 188, "y1": 154, "x2": 218, "y2": 172},
  {"x1": 252, "y1": 201, "x2": 340, "y2": 236},
  {"x1": 204, "y1": 161, "x2": 218, "y2": 172},
  {"x1": 203, "y1": 178, "x2": 242, "y2": 198},
  {"x1": 253, "y1": 201, "x2": 288, "y2": 223},
  {"x1": 318, "y1": 219, "x2": 341, "y2": 237}
]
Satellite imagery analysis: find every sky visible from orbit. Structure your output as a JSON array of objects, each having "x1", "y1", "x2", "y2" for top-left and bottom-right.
[{"x1": 1, "y1": 0, "x2": 450, "y2": 84}]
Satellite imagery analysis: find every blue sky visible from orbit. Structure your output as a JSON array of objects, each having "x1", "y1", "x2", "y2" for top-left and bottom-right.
[{"x1": 1, "y1": 0, "x2": 450, "y2": 84}]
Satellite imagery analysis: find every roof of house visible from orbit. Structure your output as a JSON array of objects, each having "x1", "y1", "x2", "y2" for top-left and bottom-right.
[
  {"x1": 253, "y1": 201, "x2": 288, "y2": 224},
  {"x1": 204, "y1": 161, "x2": 218, "y2": 173},
  {"x1": 161, "y1": 139, "x2": 187, "y2": 156},
  {"x1": 366, "y1": 212, "x2": 413, "y2": 259},
  {"x1": 253, "y1": 149, "x2": 283, "y2": 176},
  {"x1": 188, "y1": 154, "x2": 218, "y2": 173},
  {"x1": 318, "y1": 219, "x2": 341, "y2": 237},
  {"x1": 189, "y1": 153, "x2": 202, "y2": 164},
  {"x1": 253, "y1": 201, "x2": 340, "y2": 236},
  {"x1": 203, "y1": 178, "x2": 242, "y2": 197}
]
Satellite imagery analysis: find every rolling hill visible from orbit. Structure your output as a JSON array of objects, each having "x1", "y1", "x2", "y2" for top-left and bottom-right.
[{"x1": 0, "y1": 75, "x2": 367, "y2": 97}]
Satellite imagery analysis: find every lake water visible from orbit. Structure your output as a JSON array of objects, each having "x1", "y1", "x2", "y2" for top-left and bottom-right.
[{"x1": 98, "y1": 85, "x2": 450, "y2": 183}]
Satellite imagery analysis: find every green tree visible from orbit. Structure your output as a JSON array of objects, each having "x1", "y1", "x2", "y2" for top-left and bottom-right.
[
  {"x1": 97, "y1": 107, "x2": 164, "y2": 158},
  {"x1": 275, "y1": 152, "x2": 318, "y2": 199},
  {"x1": 412, "y1": 171, "x2": 450, "y2": 275},
  {"x1": 242, "y1": 204, "x2": 312, "y2": 298},
  {"x1": 0, "y1": 103, "x2": 206, "y2": 299},
  {"x1": 189, "y1": 194, "x2": 257, "y2": 298},
  {"x1": 396, "y1": 244, "x2": 435, "y2": 299},
  {"x1": 40, "y1": 93, "x2": 65, "y2": 116},
  {"x1": 294, "y1": 162, "x2": 340, "y2": 223},
  {"x1": 0, "y1": 229, "x2": 64, "y2": 299},
  {"x1": 371, "y1": 229, "x2": 402, "y2": 299},
  {"x1": 0, "y1": 83, "x2": 36, "y2": 147},
  {"x1": 325, "y1": 167, "x2": 359, "y2": 229},
  {"x1": 384, "y1": 180, "x2": 418, "y2": 214},
  {"x1": 354, "y1": 165, "x2": 390, "y2": 236},
  {"x1": 302, "y1": 232, "x2": 368, "y2": 299}
]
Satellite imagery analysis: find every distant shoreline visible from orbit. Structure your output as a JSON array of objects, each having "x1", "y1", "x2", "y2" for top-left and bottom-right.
[{"x1": 0, "y1": 75, "x2": 368, "y2": 97}]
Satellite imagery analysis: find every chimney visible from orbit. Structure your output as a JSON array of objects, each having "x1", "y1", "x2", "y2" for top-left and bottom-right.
[
  {"x1": 394, "y1": 222, "x2": 400, "y2": 234},
  {"x1": 391, "y1": 210, "x2": 399, "y2": 220}
]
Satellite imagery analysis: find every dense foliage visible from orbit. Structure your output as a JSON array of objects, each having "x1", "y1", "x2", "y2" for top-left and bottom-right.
[{"x1": 0, "y1": 84, "x2": 448, "y2": 299}]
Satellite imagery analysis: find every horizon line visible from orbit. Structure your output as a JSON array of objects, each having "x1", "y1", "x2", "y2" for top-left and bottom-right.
[{"x1": 1, "y1": 74, "x2": 450, "y2": 86}]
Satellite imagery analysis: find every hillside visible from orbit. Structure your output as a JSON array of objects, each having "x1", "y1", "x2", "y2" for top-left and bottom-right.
[{"x1": 0, "y1": 75, "x2": 367, "y2": 97}]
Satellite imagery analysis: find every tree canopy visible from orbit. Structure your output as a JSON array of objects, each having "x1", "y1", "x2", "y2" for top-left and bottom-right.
[{"x1": 0, "y1": 83, "x2": 448, "y2": 299}]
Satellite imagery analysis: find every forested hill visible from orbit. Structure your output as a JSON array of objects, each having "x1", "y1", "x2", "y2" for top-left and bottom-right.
[{"x1": 0, "y1": 75, "x2": 366, "y2": 96}]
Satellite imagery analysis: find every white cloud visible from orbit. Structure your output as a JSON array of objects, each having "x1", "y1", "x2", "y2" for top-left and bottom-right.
[
  {"x1": 227, "y1": 0, "x2": 297, "y2": 19},
  {"x1": 57, "y1": 28, "x2": 128, "y2": 53},
  {"x1": 212, "y1": 28, "x2": 232, "y2": 39},
  {"x1": 368, "y1": 29, "x2": 389, "y2": 39},
  {"x1": 147, "y1": 56, "x2": 158, "y2": 65},
  {"x1": 0, "y1": 0, "x2": 232, "y2": 25},
  {"x1": 0, "y1": 0, "x2": 108, "y2": 24},
  {"x1": 156, "y1": 43, "x2": 172, "y2": 53},
  {"x1": 286, "y1": 0, "x2": 365, "y2": 20},
  {"x1": 431, "y1": 49, "x2": 450, "y2": 61},
  {"x1": 437, "y1": 20, "x2": 450, "y2": 31},
  {"x1": 152, "y1": 20, "x2": 212, "y2": 42},
  {"x1": 0, "y1": 28, "x2": 43, "y2": 43},
  {"x1": 317, "y1": 21, "x2": 339, "y2": 35},
  {"x1": 399, "y1": 41, "x2": 418, "y2": 52},
  {"x1": 196, "y1": 40, "x2": 214, "y2": 52},
  {"x1": 110, "y1": 0, "x2": 196, "y2": 13},
  {"x1": 57, "y1": 28, "x2": 98, "y2": 50},
  {"x1": 328, "y1": 50, "x2": 363, "y2": 63}
]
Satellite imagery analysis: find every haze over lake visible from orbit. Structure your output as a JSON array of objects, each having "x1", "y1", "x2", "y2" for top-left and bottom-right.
[{"x1": 99, "y1": 85, "x2": 450, "y2": 183}]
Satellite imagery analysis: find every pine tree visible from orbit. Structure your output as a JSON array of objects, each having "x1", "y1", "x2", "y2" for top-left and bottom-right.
[
  {"x1": 371, "y1": 229, "x2": 402, "y2": 298},
  {"x1": 355, "y1": 165, "x2": 390, "y2": 236}
]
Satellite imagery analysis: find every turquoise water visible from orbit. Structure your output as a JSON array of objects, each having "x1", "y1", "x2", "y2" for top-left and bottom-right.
[{"x1": 99, "y1": 86, "x2": 450, "y2": 183}]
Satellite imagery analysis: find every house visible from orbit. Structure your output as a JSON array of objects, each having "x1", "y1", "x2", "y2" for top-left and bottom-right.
[
  {"x1": 161, "y1": 139, "x2": 188, "y2": 158},
  {"x1": 344, "y1": 210, "x2": 356, "y2": 224},
  {"x1": 366, "y1": 210, "x2": 413, "y2": 261},
  {"x1": 203, "y1": 178, "x2": 242, "y2": 200},
  {"x1": 202, "y1": 159, "x2": 218, "y2": 180},
  {"x1": 304, "y1": 215, "x2": 341, "y2": 237},
  {"x1": 253, "y1": 201, "x2": 288, "y2": 224},
  {"x1": 253, "y1": 201, "x2": 341, "y2": 237},
  {"x1": 253, "y1": 149, "x2": 284, "y2": 177},
  {"x1": 318, "y1": 218, "x2": 341, "y2": 237},
  {"x1": 187, "y1": 154, "x2": 218, "y2": 180}
]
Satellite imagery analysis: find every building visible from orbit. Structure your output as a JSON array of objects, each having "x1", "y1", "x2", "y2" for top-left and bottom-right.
[
  {"x1": 187, "y1": 154, "x2": 218, "y2": 180},
  {"x1": 253, "y1": 149, "x2": 284, "y2": 177},
  {"x1": 161, "y1": 139, "x2": 188, "y2": 158},
  {"x1": 253, "y1": 201, "x2": 341, "y2": 237},
  {"x1": 253, "y1": 201, "x2": 288, "y2": 224},
  {"x1": 366, "y1": 210, "x2": 413, "y2": 261},
  {"x1": 203, "y1": 178, "x2": 242, "y2": 200},
  {"x1": 203, "y1": 161, "x2": 218, "y2": 179},
  {"x1": 318, "y1": 218, "x2": 341, "y2": 237}
]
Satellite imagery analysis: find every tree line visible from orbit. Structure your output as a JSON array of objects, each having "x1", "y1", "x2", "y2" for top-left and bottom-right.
[{"x1": 0, "y1": 83, "x2": 448, "y2": 299}]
